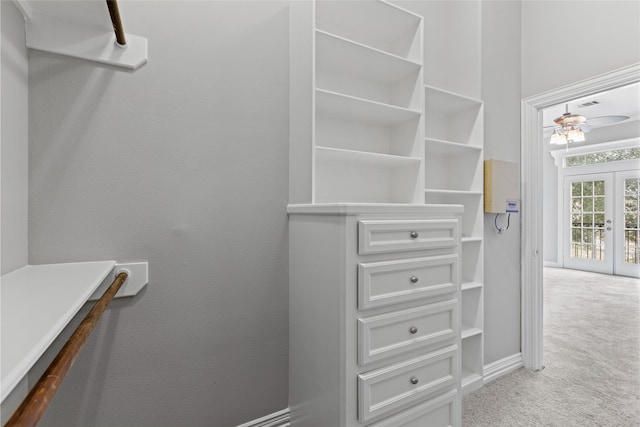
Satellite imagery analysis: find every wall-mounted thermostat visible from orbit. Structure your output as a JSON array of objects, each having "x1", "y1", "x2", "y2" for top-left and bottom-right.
[{"x1": 484, "y1": 159, "x2": 520, "y2": 213}]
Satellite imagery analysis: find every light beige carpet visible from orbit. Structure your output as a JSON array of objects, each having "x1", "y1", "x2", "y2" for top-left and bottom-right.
[{"x1": 462, "y1": 267, "x2": 640, "y2": 426}]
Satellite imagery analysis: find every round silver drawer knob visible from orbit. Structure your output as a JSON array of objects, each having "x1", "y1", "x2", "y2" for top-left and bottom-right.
[
  {"x1": 410, "y1": 377, "x2": 419, "y2": 385},
  {"x1": 410, "y1": 231, "x2": 419, "y2": 239},
  {"x1": 409, "y1": 326, "x2": 418, "y2": 334},
  {"x1": 410, "y1": 276, "x2": 419, "y2": 283}
]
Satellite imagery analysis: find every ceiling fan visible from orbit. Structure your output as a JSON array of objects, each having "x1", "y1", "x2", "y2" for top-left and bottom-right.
[{"x1": 546, "y1": 104, "x2": 630, "y2": 145}]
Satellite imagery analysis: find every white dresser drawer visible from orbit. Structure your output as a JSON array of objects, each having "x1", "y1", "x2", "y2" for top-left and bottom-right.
[
  {"x1": 358, "y1": 255, "x2": 458, "y2": 310},
  {"x1": 369, "y1": 389, "x2": 458, "y2": 427},
  {"x1": 358, "y1": 300, "x2": 457, "y2": 365},
  {"x1": 358, "y1": 346, "x2": 457, "y2": 423},
  {"x1": 358, "y1": 220, "x2": 458, "y2": 255}
]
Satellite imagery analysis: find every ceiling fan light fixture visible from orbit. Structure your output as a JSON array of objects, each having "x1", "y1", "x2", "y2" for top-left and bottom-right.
[
  {"x1": 550, "y1": 128, "x2": 568, "y2": 145},
  {"x1": 549, "y1": 104, "x2": 588, "y2": 145},
  {"x1": 567, "y1": 126, "x2": 585, "y2": 143}
]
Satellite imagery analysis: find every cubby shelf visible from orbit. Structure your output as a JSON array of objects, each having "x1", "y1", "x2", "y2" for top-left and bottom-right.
[
  {"x1": 461, "y1": 236, "x2": 483, "y2": 244},
  {"x1": 316, "y1": 30, "x2": 421, "y2": 85},
  {"x1": 315, "y1": 0, "x2": 422, "y2": 62},
  {"x1": 425, "y1": 138, "x2": 482, "y2": 156},
  {"x1": 425, "y1": 85, "x2": 482, "y2": 113},
  {"x1": 461, "y1": 281, "x2": 483, "y2": 291},
  {"x1": 316, "y1": 89, "x2": 421, "y2": 125},
  {"x1": 461, "y1": 327, "x2": 483, "y2": 340},
  {"x1": 316, "y1": 146, "x2": 421, "y2": 167},
  {"x1": 461, "y1": 370, "x2": 483, "y2": 388},
  {"x1": 425, "y1": 189, "x2": 482, "y2": 196}
]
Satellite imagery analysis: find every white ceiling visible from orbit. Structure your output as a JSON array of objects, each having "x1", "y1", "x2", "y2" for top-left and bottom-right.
[{"x1": 542, "y1": 81, "x2": 640, "y2": 133}]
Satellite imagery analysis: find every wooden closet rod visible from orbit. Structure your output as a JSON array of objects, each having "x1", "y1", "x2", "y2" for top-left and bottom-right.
[
  {"x1": 106, "y1": 0, "x2": 127, "y2": 46},
  {"x1": 6, "y1": 271, "x2": 129, "y2": 427}
]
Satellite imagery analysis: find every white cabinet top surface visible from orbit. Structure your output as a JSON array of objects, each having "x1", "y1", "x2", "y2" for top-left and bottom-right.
[{"x1": 287, "y1": 203, "x2": 464, "y2": 215}]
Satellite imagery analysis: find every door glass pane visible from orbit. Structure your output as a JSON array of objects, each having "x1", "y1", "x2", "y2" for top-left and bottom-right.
[
  {"x1": 570, "y1": 179, "x2": 606, "y2": 261},
  {"x1": 572, "y1": 182, "x2": 582, "y2": 196},
  {"x1": 624, "y1": 178, "x2": 640, "y2": 265}
]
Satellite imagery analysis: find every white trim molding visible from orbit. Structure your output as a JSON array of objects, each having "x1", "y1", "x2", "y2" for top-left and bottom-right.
[
  {"x1": 520, "y1": 62, "x2": 640, "y2": 372},
  {"x1": 236, "y1": 408, "x2": 290, "y2": 427},
  {"x1": 483, "y1": 353, "x2": 523, "y2": 385}
]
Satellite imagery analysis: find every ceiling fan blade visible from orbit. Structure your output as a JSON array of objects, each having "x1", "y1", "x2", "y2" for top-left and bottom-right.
[
  {"x1": 586, "y1": 115, "x2": 630, "y2": 126},
  {"x1": 577, "y1": 123, "x2": 592, "y2": 133}
]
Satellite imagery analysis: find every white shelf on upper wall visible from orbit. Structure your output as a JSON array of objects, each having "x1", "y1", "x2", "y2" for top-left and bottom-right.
[{"x1": 13, "y1": 0, "x2": 147, "y2": 71}]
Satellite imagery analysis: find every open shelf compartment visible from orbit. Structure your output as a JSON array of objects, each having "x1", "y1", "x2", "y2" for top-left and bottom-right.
[
  {"x1": 316, "y1": 30, "x2": 421, "y2": 110},
  {"x1": 425, "y1": 85, "x2": 483, "y2": 145},
  {"x1": 315, "y1": 0, "x2": 422, "y2": 61},
  {"x1": 314, "y1": 149, "x2": 422, "y2": 204}
]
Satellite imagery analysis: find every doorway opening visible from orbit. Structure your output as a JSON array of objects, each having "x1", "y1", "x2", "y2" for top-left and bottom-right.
[{"x1": 520, "y1": 63, "x2": 640, "y2": 371}]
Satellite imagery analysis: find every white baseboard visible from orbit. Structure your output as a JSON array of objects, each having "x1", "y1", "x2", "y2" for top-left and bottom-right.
[
  {"x1": 236, "y1": 408, "x2": 290, "y2": 427},
  {"x1": 483, "y1": 352, "x2": 523, "y2": 385},
  {"x1": 543, "y1": 261, "x2": 562, "y2": 268},
  {"x1": 237, "y1": 354, "x2": 522, "y2": 426}
]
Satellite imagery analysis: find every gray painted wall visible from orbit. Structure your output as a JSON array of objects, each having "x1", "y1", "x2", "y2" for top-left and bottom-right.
[
  {"x1": 27, "y1": 2, "x2": 289, "y2": 426},
  {"x1": 1, "y1": 0, "x2": 29, "y2": 275},
  {"x1": 481, "y1": 0, "x2": 523, "y2": 365},
  {"x1": 521, "y1": 0, "x2": 640, "y2": 98},
  {"x1": 3, "y1": 0, "x2": 638, "y2": 425}
]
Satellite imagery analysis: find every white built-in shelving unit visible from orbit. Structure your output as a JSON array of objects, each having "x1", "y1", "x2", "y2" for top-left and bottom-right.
[
  {"x1": 290, "y1": 0, "x2": 424, "y2": 205},
  {"x1": 424, "y1": 83, "x2": 484, "y2": 396},
  {"x1": 401, "y1": 0, "x2": 484, "y2": 395}
]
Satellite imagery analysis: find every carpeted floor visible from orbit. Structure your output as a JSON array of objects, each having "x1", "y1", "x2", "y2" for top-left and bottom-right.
[{"x1": 462, "y1": 267, "x2": 640, "y2": 426}]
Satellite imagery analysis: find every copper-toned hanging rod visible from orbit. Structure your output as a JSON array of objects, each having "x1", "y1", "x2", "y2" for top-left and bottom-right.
[
  {"x1": 106, "y1": 0, "x2": 127, "y2": 46},
  {"x1": 6, "y1": 271, "x2": 129, "y2": 427}
]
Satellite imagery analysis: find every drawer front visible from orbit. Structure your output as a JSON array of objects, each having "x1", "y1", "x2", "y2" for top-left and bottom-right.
[
  {"x1": 358, "y1": 346, "x2": 458, "y2": 423},
  {"x1": 358, "y1": 220, "x2": 458, "y2": 255},
  {"x1": 358, "y1": 255, "x2": 458, "y2": 310},
  {"x1": 358, "y1": 300, "x2": 457, "y2": 365},
  {"x1": 369, "y1": 389, "x2": 458, "y2": 427}
]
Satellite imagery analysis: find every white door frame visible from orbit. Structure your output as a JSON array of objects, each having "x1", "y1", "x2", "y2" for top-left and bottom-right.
[{"x1": 520, "y1": 63, "x2": 640, "y2": 370}]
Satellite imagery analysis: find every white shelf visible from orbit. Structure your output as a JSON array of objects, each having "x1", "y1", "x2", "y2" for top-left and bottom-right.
[
  {"x1": 425, "y1": 85, "x2": 482, "y2": 113},
  {"x1": 1, "y1": 261, "x2": 115, "y2": 402},
  {"x1": 461, "y1": 281, "x2": 483, "y2": 291},
  {"x1": 25, "y1": 9, "x2": 147, "y2": 71},
  {"x1": 461, "y1": 236, "x2": 483, "y2": 244},
  {"x1": 461, "y1": 326, "x2": 483, "y2": 340},
  {"x1": 315, "y1": 0, "x2": 422, "y2": 61},
  {"x1": 316, "y1": 146, "x2": 421, "y2": 167},
  {"x1": 425, "y1": 138, "x2": 482, "y2": 156},
  {"x1": 316, "y1": 89, "x2": 421, "y2": 125},
  {"x1": 316, "y1": 30, "x2": 420, "y2": 84},
  {"x1": 315, "y1": 148, "x2": 421, "y2": 204},
  {"x1": 425, "y1": 189, "x2": 483, "y2": 196},
  {"x1": 461, "y1": 369, "x2": 483, "y2": 388}
]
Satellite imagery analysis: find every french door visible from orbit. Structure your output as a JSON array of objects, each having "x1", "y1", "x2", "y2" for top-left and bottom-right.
[
  {"x1": 564, "y1": 170, "x2": 640, "y2": 277},
  {"x1": 564, "y1": 173, "x2": 613, "y2": 274},
  {"x1": 615, "y1": 170, "x2": 640, "y2": 277}
]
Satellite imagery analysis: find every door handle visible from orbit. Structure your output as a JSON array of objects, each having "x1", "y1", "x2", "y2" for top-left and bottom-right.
[{"x1": 607, "y1": 227, "x2": 612, "y2": 231}]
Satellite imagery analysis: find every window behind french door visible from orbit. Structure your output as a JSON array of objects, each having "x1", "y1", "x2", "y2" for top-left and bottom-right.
[{"x1": 564, "y1": 170, "x2": 640, "y2": 277}]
